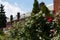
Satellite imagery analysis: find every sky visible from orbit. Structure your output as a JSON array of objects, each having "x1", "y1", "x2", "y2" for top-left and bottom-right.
[{"x1": 0, "y1": 0, "x2": 53, "y2": 18}]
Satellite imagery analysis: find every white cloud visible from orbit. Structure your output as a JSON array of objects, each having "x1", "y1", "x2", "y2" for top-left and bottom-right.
[
  {"x1": 47, "y1": 4, "x2": 53, "y2": 11},
  {"x1": 0, "y1": 0, "x2": 24, "y2": 18}
]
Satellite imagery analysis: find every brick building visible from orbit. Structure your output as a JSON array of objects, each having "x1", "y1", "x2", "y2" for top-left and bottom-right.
[{"x1": 54, "y1": 0, "x2": 60, "y2": 13}]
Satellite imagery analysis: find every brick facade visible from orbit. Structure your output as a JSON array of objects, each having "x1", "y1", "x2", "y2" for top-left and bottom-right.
[{"x1": 54, "y1": 0, "x2": 60, "y2": 13}]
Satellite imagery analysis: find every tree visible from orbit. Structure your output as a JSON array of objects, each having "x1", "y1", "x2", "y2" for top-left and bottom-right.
[
  {"x1": 32, "y1": 0, "x2": 40, "y2": 15},
  {"x1": 20, "y1": 2, "x2": 56, "y2": 40},
  {"x1": 39, "y1": 2, "x2": 50, "y2": 16},
  {"x1": 0, "y1": 4, "x2": 7, "y2": 28}
]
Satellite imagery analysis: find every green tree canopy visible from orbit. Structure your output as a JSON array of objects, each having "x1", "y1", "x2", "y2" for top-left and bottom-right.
[
  {"x1": 0, "y1": 4, "x2": 7, "y2": 28},
  {"x1": 32, "y1": 0, "x2": 40, "y2": 15}
]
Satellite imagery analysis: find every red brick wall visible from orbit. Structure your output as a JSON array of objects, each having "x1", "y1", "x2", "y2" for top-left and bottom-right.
[{"x1": 54, "y1": 0, "x2": 60, "y2": 13}]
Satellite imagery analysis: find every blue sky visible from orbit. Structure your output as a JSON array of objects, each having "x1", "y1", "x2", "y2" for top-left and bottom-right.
[
  {"x1": 0, "y1": 0, "x2": 53, "y2": 17},
  {"x1": 6, "y1": 0, "x2": 53, "y2": 12}
]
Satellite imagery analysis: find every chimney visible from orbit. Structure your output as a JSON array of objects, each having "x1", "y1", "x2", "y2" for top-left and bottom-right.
[
  {"x1": 10, "y1": 15, "x2": 13, "y2": 23},
  {"x1": 17, "y1": 12, "x2": 20, "y2": 21}
]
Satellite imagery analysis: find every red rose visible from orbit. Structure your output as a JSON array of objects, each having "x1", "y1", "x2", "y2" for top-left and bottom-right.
[{"x1": 47, "y1": 17, "x2": 53, "y2": 22}]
